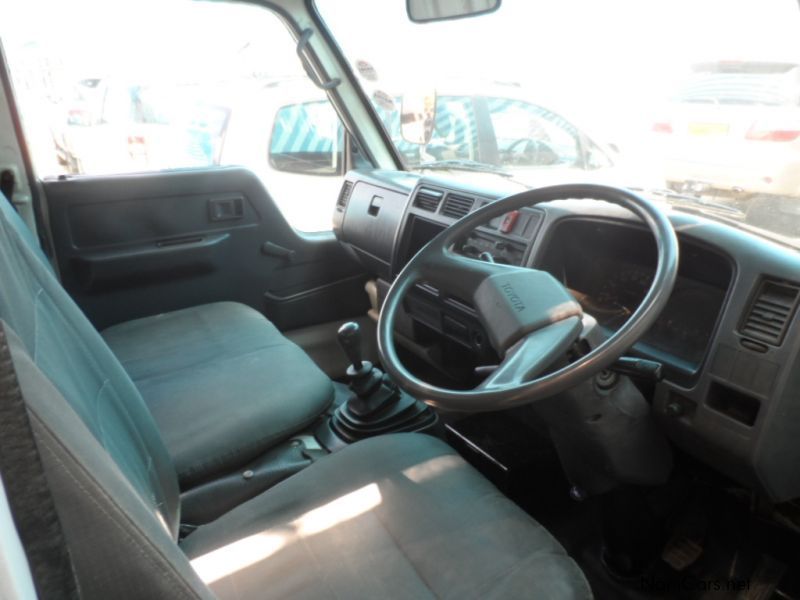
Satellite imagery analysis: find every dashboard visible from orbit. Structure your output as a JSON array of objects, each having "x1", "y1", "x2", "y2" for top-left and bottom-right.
[{"x1": 333, "y1": 168, "x2": 800, "y2": 503}]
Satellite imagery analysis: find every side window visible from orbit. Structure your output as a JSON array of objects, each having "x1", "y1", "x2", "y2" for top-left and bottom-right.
[
  {"x1": 0, "y1": 0, "x2": 351, "y2": 232},
  {"x1": 487, "y1": 98, "x2": 581, "y2": 167}
]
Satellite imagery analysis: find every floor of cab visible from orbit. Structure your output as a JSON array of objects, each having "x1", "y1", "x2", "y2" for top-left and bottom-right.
[{"x1": 445, "y1": 411, "x2": 800, "y2": 600}]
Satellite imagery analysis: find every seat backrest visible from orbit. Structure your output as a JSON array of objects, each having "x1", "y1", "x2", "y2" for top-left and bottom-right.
[
  {"x1": 4, "y1": 323, "x2": 212, "y2": 599},
  {"x1": 0, "y1": 196, "x2": 179, "y2": 530},
  {"x1": 0, "y1": 195, "x2": 198, "y2": 595}
]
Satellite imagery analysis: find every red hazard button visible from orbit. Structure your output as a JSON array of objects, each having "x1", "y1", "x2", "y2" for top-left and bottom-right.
[{"x1": 499, "y1": 210, "x2": 520, "y2": 233}]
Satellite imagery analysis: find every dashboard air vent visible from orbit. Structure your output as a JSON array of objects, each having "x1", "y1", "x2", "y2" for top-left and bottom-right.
[
  {"x1": 337, "y1": 180, "x2": 354, "y2": 208},
  {"x1": 413, "y1": 187, "x2": 443, "y2": 212},
  {"x1": 740, "y1": 279, "x2": 800, "y2": 346},
  {"x1": 440, "y1": 193, "x2": 474, "y2": 219}
]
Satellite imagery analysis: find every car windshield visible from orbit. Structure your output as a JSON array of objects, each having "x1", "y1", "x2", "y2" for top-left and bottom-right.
[{"x1": 316, "y1": 0, "x2": 800, "y2": 246}]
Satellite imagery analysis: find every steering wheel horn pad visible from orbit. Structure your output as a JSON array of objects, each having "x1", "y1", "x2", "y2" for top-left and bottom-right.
[{"x1": 472, "y1": 267, "x2": 583, "y2": 352}]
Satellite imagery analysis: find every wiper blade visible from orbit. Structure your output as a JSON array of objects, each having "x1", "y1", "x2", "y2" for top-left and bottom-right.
[
  {"x1": 648, "y1": 188, "x2": 745, "y2": 217},
  {"x1": 415, "y1": 159, "x2": 513, "y2": 177}
]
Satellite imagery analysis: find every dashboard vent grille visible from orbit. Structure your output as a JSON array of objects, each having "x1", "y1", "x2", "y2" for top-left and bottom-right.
[
  {"x1": 413, "y1": 187, "x2": 443, "y2": 212},
  {"x1": 740, "y1": 279, "x2": 800, "y2": 346},
  {"x1": 441, "y1": 194, "x2": 474, "y2": 219},
  {"x1": 337, "y1": 180, "x2": 354, "y2": 208}
]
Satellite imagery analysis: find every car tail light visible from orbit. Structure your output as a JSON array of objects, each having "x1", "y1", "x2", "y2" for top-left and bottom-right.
[
  {"x1": 653, "y1": 122, "x2": 673, "y2": 134},
  {"x1": 127, "y1": 135, "x2": 147, "y2": 159},
  {"x1": 746, "y1": 121, "x2": 800, "y2": 142}
]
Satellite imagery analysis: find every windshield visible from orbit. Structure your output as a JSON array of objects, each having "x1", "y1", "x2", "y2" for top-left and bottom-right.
[{"x1": 316, "y1": 0, "x2": 800, "y2": 246}]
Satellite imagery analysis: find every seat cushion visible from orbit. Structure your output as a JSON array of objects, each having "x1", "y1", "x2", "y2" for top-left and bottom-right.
[
  {"x1": 102, "y1": 302, "x2": 333, "y2": 487},
  {"x1": 182, "y1": 433, "x2": 592, "y2": 599}
]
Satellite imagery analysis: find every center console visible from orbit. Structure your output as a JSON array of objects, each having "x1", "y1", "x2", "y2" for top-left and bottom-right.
[{"x1": 395, "y1": 185, "x2": 542, "y2": 272}]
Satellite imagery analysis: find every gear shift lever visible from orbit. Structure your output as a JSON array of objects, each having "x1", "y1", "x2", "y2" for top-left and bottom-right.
[
  {"x1": 336, "y1": 321, "x2": 363, "y2": 371},
  {"x1": 337, "y1": 321, "x2": 365, "y2": 375},
  {"x1": 323, "y1": 321, "x2": 437, "y2": 445}
]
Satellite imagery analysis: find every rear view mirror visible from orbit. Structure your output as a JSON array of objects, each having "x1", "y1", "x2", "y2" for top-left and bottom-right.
[
  {"x1": 400, "y1": 89, "x2": 437, "y2": 145},
  {"x1": 407, "y1": 0, "x2": 501, "y2": 23}
]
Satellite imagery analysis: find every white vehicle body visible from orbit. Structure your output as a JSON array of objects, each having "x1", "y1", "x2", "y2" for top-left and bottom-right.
[{"x1": 655, "y1": 61, "x2": 800, "y2": 198}]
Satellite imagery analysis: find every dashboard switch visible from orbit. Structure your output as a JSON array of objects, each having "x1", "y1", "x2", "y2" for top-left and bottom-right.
[
  {"x1": 499, "y1": 210, "x2": 520, "y2": 233},
  {"x1": 665, "y1": 402, "x2": 685, "y2": 418}
]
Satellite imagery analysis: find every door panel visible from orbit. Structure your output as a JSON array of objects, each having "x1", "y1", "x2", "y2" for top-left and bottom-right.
[{"x1": 43, "y1": 166, "x2": 368, "y2": 330}]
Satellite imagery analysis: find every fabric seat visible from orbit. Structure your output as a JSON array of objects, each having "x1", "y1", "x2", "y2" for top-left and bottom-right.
[
  {"x1": 102, "y1": 302, "x2": 333, "y2": 486},
  {"x1": 0, "y1": 190, "x2": 332, "y2": 489},
  {"x1": 6, "y1": 323, "x2": 591, "y2": 599},
  {"x1": 183, "y1": 433, "x2": 591, "y2": 599},
  {"x1": 1, "y1": 195, "x2": 591, "y2": 598}
]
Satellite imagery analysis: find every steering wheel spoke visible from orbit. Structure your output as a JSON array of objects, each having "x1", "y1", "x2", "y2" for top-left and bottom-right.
[
  {"x1": 477, "y1": 316, "x2": 583, "y2": 391},
  {"x1": 417, "y1": 246, "x2": 514, "y2": 302}
]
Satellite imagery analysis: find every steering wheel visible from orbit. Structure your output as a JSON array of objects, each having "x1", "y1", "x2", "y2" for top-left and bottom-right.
[
  {"x1": 377, "y1": 184, "x2": 679, "y2": 412},
  {"x1": 502, "y1": 138, "x2": 558, "y2": 166}
]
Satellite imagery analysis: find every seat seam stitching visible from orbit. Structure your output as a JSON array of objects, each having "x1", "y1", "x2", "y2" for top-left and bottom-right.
[
  {"x1": 472, "y1": 550, "x2": 584, "y2": 598},
  {"x1": 5, "y1": 217, "x2": 175, "y2": 518},
  {"x1": 295, "y1": 531, "x2": 342, "y2": 600},
  {"x1": 370, "y1": 498, "x2": 441, "y2": 600},
  {"x1": 120, "y1": 341, "x2": 297, "y2": 384},
  {"x1": 31, "y1": 413, "x2": 203, "y2": 600},
  {"x1": 32, "y1": 287, "x2": 44, "y2": 362},
  {"x1": 11, "y1": 234, "x2": 172, "y2": 512},
  {"x1": 177, "y1": 405, "x2": 331, "y2": 483}
]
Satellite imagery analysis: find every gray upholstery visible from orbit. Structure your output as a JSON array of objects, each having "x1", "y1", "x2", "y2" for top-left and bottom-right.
[
  {"x1": 11, "y1": 322, "x2": 590, "y2": 598},
  {"x1": 183, "y1": 433, "x2": 592, "y2": 599},
  {"x1": 0, "y1": 188, "x2": 331, "y2": 489},
  {"x1": 102, "y1": 302, "x2": 334, "y2": 486},
  {"x1": 1, "y1": 194, "x2": 591, "y2": 598},
  {"x1": 0, "y1": 197, "x2": 181, "y2": 537},
  {"x1": 5, "y1": 326, "x2": 208, "y2": 599}
]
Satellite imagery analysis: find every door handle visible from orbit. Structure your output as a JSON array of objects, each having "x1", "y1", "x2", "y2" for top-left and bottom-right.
[
  {"x1": 208, "y1": 196, "x2": 244, "y2": 222},
  {"x1": 261, "y1": 241, "x2": 296, "y2": 262}
]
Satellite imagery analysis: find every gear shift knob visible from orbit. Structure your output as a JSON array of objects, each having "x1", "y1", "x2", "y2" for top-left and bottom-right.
[{"x1": 337, "y1": 321, "x2": 363, "y2": 371}]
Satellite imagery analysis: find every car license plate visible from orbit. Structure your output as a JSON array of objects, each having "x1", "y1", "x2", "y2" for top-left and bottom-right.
[{"x1": 688, "y1": 122, "x2": 729, "y2": 136}]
